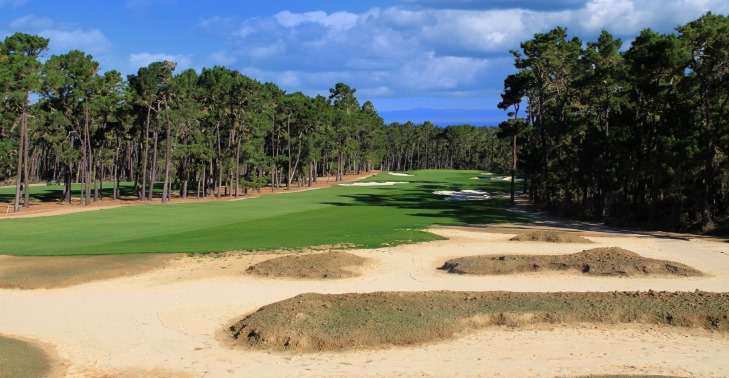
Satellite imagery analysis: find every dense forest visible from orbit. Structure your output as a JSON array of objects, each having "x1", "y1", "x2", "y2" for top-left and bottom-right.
[
  {"x1": 0, "y1": 34, "x2": 510, "y2": 213},
  {"x1": 2, "y1": 12, "x2": 728, "y2": 232},
  {"x1": 499, "y1": 12, "x2": 728, "y2": 231}
]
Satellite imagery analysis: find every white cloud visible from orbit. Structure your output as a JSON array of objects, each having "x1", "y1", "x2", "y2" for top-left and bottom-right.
[
  {"x1": 128, "y1": 53, "x2": 193, "y2": 71},
  {"x1": 274, "y1": 10, "x2": 359, "y2": 32},
  {"x1": 198, "y1": 1, "x2": 729, "y2": 100},
  {"x1": 8, "y1": 15, "x2": 111, "y2": 55},
  {"x1": 208, "y1": 50, "x2": 236, "y2": 66}
]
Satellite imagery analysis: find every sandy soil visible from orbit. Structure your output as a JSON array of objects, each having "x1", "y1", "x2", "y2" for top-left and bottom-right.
[
  {"x1": 1, "y1": 224, "x2": 729, "y2": 377},
  {"x1": 0, "y1": 172, "x2": 377, "y2": 219}
]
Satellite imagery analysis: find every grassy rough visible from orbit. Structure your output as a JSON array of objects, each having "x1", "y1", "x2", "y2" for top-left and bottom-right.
[
  {"x1": 246, "y1": 251, "x2": 367, "y2": 279},
  {"x1": 0, "y1": 335, "x2": 51, "y2": 378},
  {"x1": 510, "y1": 230, "x2": 592, "y2": 243},
  {"x1": 439, "y1": 247, "x2": 703, "y2": 277},
  {"x1": 0, "y1": 254, "x2": 173, "y2": 289},
  {"x1": 228, "y1": 291, "x2": 729, "y2": 352}
]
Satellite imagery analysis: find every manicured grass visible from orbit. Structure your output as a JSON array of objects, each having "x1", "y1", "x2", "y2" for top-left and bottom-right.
[{"x1": 0, "y1": 170, "x2": 530, "y2": 256}]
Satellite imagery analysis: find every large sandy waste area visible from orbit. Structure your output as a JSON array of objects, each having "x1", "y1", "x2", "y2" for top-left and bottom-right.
[{"x1": 1, "y1": 226, "x2": 729, "y2": 377}]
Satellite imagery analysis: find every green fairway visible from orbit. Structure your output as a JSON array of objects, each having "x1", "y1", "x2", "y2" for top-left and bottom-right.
[{"x1": 0, "y1": 170, "x2": 530, "y2": 256}]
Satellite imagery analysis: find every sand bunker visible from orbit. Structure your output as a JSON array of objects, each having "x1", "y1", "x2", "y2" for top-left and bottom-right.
[
  {"x1": 388, "y1": 172, "x2": 414, "y2": 177},
  {"x1": 339, "y1": 181, "x2": 408, "y2": 187},
  {"x1": 433, "y1": 190, "x2": 491, "y2": 200},
  {"x1": 510, "y1": 230, "x2": 592, "y2": 243},
  {"x1": 246, "y1": 251, "x2": 367, "y2": 279},
  {"x1": 439, "y1": 247, "x2": 704, "y2": 277},
  {"x1": 228, "y1": 291, "x2": 729, "y2": 352},
  {"x1": 471, "y1": 176, "x2": 509, "y2": 181}
]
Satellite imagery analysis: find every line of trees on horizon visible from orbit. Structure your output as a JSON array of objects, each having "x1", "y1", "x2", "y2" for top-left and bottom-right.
[
  {"x1": 498, "y1": 12, "x2": 728, "y2": 231},
  {"x1": 1, "y1": 33, "x2": 511, "y2": 213}
]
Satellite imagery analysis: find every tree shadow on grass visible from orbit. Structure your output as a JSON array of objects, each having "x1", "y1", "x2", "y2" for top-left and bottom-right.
[
  {"x1": 324, "y1": 185, "x2": 532, "y2": 226},
  {"x1": 0, "y1": 182, "x2": 162, "y2": 203}
]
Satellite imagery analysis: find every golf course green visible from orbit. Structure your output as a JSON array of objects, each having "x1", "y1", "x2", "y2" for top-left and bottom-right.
[{"x1": 0, "y1": 170, "x2": 528, "y2": 256}]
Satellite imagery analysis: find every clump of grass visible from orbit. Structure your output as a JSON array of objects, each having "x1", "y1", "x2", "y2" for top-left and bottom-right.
[
  {"x1": 510, "y1": 230, "x2": 592, "y2": 243},
  {"x1": 246, "y1": 251, "x2": 367, "y2": 279},
  {"x1": 228, "y1": 290, "x2": 729, "y2": 352},
  {"x1": 0, "y1": 335, "x2": 51, "y2": 378},
  {"x1": 0, "y1": 254, "x2": 173, "y2": 289},
  {"x1": 439, "y1": 247, "x2": 703, "y2": 277}
]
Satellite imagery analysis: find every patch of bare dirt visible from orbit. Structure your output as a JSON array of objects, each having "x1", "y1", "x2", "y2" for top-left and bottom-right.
[
  {"x1": 246, "y1": 251, "x2": 368, "y2": 279},
  {"x1": 227, "y1": 291, "x2": 729, "y2": 352},
  {"x1": 510, "y1": 230, "x2": 593, "y2": 243},
  {"x1": 439, "y1": 247, "x2": 703, "y2": 277},
  {"x1": 0, "y1": 254, "x2": 176, "y2": 289}
]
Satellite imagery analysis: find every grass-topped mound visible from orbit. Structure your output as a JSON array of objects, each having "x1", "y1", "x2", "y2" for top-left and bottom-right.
[
  {"x1": 0, "y1": 335, "x2": 52, "y2": 378},
  {"x1": 0, "y1": 254, "x2": 173, "y2": 289},
  {"x1": 439, "y1": 247, "x2": 703, "y2": 277},
  {"x1": 228, "y1": 291, "x2": 729, "y2": 352},
  {"x1": 246, "y1": 251, "x2": 367, "y2": 279},
  {"x1": 510, "y1": 230, "x2": 592, "y2": 243}
]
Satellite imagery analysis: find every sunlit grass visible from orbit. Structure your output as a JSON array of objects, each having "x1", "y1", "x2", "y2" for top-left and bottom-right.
[{"x1": 0, "y1": 170, "x2": 529, "y2": 256}]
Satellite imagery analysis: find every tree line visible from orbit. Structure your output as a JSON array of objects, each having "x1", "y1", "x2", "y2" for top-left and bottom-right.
[
  {"x1": 499, "y1": 12, "x2": 728, "y2": 231},
  {"x1": 1, "y1": 33, "x2": 509, "y2": 212}
]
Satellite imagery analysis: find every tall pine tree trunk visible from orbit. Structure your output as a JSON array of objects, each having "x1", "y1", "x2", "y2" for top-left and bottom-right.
[
  {"x1": 13, "y1": 101, "x2": 27, "y2": 213},
  {"x1": 141, "y1": 106, "x2": 151, "y2": 201},
  {"x1": 162, "y1": 96, "x2": 172, "y2": 203},
  {"x1": 148, "y1": 108, "x2": 159, "y2": 200}
]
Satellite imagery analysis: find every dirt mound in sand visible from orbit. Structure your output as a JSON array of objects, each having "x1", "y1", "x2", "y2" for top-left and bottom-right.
[
  {"x1": 0, "y1": 254, "x2": 175, "y2": 289},
  {"x1": 246, "y1": 251, "x2": 367, "y2": 279},
  {"x1": 440, "y1": 247, "x2": 703, "y2": 277},
  {"x1": 510, "y1": 230, "x2": 592, "y2": 243},
  {"x1": 227, "y1": 291, "x2": 729, "y2": 352},
  {"x1": 0, "y1": 335, "x2": 53, "y2": 377}
]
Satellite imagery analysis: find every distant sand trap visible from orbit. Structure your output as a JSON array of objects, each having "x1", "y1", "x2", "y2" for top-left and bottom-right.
[
  {"x1": 433, "y1": 190, "x2": 491, "y2": 200},
  {"x1": 339, "y1": 181, "x2": 408, "y2": 187},
  {"x1": 388, "y1": 172, "x2": 414, "y2": 176},
  {"x1": 471, "y1": 176, "x2": 523, "y2": 181}
]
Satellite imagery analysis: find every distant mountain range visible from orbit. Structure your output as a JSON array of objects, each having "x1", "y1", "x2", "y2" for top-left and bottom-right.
[{"x1": 378, "y1": 108, "x2": 508, "y2": 127}]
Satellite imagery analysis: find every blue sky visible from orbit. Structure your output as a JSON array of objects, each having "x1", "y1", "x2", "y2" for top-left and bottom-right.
[{"x1": 2, "y1": 0, "x2": 728, "y2": 126}]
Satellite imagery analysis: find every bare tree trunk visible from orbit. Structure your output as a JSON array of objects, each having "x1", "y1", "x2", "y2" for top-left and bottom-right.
[
  {"x1": 162, "y1": 96, "x2": 172, "y2": 204},
  {"x1": 216, "y1": 122, "x2": 222, "y2": 198},
  {"x1": 84, "y1": 102, "x2": 92, "y2": 206},
  {"x1": 149, "y1": 108, "x2": 159, "y2": 200},
  {"x1": 235, "y1": 134, "x2": 241, "y2": 198},
  {"x1": 22, "y1": 105, "x2": 30, "y2": 208},
  {"x1": 141, "y1": 106, "x2": 151, "y2": 201},
  {"x1": 13, "y1": 103, "x2": 26, "y2": 213}
]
